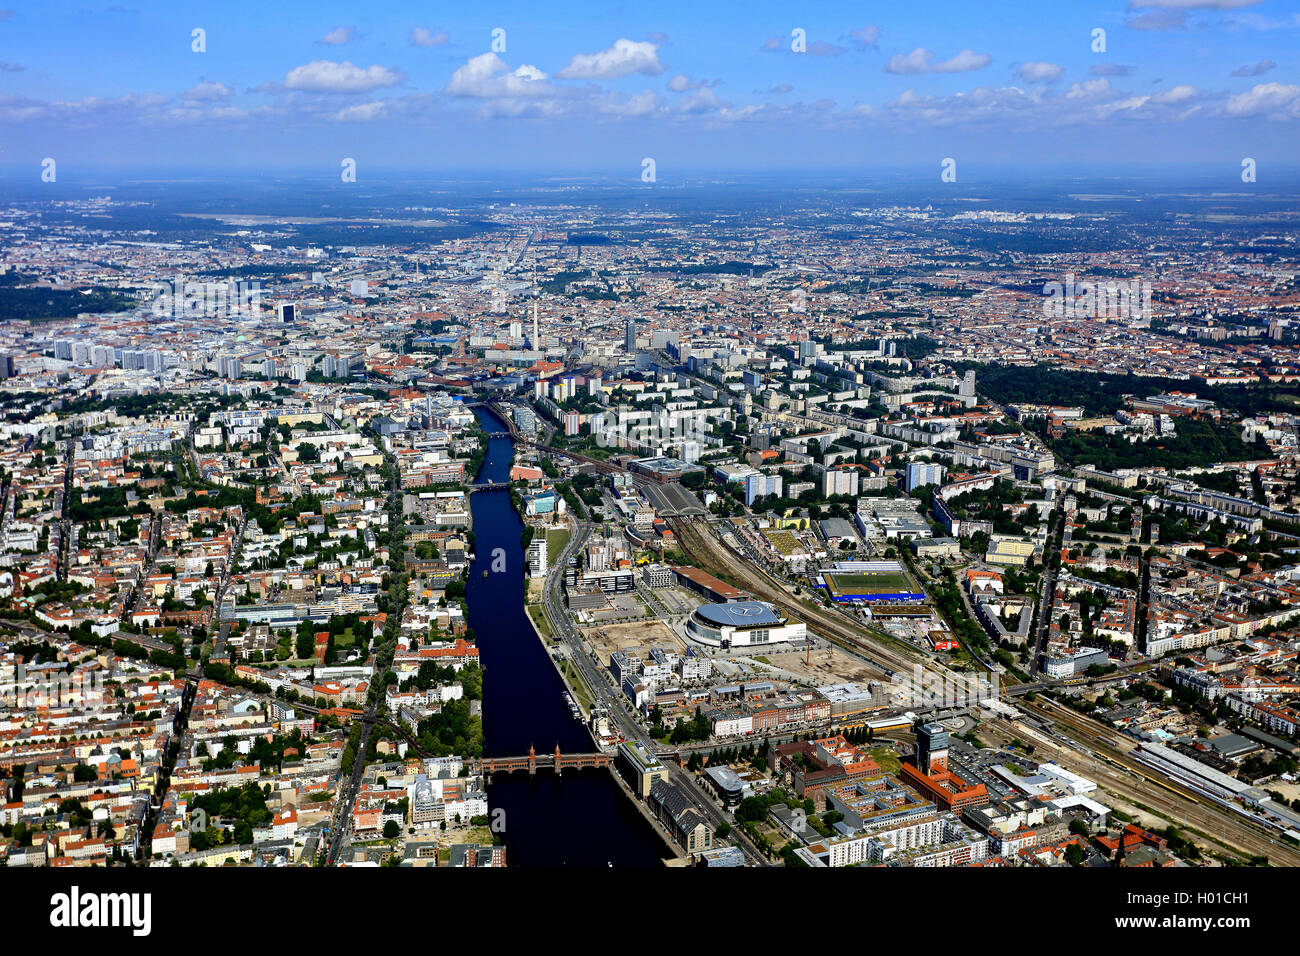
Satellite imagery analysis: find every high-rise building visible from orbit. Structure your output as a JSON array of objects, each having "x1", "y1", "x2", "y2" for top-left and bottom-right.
[
  {"x1": 277, "y1": 302, "x2": 297, "y2": 324},
  {"x1": 905, "y1": 461, "x2": 946, "y2": 492},
  {"x1": 624, "y1": 316, "x2": 636, "y2": 353},
  {"x1": 527, "y1": 536, "x2": 548, "y2": 579},
  {"x1": 323, "y1": 353, "x2": 362, "y2": 379},
  {"x1": 744, "y1": 473, "x2": 782, "y2": 507},
  {"x1": 916, "y1": 723, "x2": 949, "y2": 774},
  {"x1": 0, "y1": 354, "x2": 14, "y2": 380},
  {"x1": 822, "y1": 467, "x2": 859, "y2": 498},
  {"x1": 959, "y1": 370, "x2": 976, "y2": 398}
]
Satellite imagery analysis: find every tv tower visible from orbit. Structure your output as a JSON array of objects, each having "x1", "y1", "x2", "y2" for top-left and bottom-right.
[{"x1": 531, "y1": 263, "x2": 540, "y2": 349}]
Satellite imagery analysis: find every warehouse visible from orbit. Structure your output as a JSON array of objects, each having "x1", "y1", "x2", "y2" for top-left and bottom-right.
[{"x1": 672, "y1": 564, "x2": 747, "y2": 603}]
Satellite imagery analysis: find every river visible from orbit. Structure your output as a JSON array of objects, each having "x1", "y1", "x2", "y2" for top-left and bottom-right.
[{"x1": 465, "y1": 407, "x2": 667, "y2": 866}]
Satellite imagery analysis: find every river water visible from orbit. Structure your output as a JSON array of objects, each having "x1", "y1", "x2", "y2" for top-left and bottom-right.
[{"x1": 466, "y1": 408, "x2": 666, "y2": 866}]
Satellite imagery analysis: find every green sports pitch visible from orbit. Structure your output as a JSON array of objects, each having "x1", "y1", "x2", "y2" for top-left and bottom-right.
[{"x1": 823, "y1": 569, "x2": 925, "y2": 601}]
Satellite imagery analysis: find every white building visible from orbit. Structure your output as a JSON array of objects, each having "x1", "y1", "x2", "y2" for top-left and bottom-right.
[{"x1": 686, "y1": 600, "x2": 806, "y2": 648}]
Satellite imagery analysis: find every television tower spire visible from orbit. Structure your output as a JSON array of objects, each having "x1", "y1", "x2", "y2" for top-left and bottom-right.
[{"x1": 532, "y1": 263, "x2": 540, "y2": 349}]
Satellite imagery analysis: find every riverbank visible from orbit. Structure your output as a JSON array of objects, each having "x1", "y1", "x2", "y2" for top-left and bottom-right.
[
  {"x1": 516, "y1": 519, "x2": 687, "y2": 865},
  {"x1": 465, "y1": 405, "x2": 673, "y2": 867}
]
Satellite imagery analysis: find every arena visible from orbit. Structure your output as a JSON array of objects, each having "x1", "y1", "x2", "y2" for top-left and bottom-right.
[{"x1": 685, "y1": 599, "x2": 807, "y2": 649}]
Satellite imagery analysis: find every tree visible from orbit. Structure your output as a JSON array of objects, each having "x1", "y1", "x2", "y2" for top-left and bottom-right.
[
  {"x1": 295, "y1": 621, "x2": 316, "y2": 660},
  {"x1": 383, "y1": 820, "x2": 400, "y2": 839}
]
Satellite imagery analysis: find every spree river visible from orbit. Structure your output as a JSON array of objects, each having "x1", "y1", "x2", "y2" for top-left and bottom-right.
[{"x1": 466, "y1": 407, "x2": 666, "y2": 866}]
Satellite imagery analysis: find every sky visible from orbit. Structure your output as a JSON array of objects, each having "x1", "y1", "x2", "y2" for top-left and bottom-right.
[{"x1": 0, "y1": 0, "x2": 1298, "y2": 180}]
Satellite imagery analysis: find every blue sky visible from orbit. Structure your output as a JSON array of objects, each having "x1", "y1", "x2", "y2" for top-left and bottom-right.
[{"x1": 1, "y1": 0, "x2": 1298, "y2": 177}]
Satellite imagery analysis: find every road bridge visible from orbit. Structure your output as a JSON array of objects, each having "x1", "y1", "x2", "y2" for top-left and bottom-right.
[{"x1": 478, "y1": 744, "x2": 611, "y2": 776}]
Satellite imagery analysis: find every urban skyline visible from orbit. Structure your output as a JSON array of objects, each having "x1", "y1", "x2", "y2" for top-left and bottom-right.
[
  {"x1": 1, "y1": 1, "x2": 1299, "y2": 171},
  {"x1": 0, "y1": 0, "x2": 1296, "y2": 938}
]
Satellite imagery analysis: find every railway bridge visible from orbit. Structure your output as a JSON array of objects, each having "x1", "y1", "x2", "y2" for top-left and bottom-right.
[{"x1": 478, "y1": 744, "x2": 611, "y2": 776}]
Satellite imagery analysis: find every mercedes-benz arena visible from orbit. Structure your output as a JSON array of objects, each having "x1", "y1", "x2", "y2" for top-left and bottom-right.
[{"x1": 686, "y1": 600, "x2": 807, "y2": 648}]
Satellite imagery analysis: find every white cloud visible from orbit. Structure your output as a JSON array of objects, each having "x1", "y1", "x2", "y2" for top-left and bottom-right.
[
  {"x1": 1225, "y1": 82, "x2": 1300, "y2": 117},
  {"x1": 878, "y1": 84, "x2": 1038, "y2": 125},
  {"x1": 1126, "y1": 9, "x2": 1187, "y2": 29},
  {"x1": 884, "y1": 48, "x2": 934, "y2": 74},
  {"x1": 331, "y1": 101, "x2": 387, "y2": 122},
  {"x1": 597, "y1": 90, "x2": 661, "y2": 117},
  {"x1": 850, "y1": 26, "x2": 881, "y2": 47},
  {"x1": 1066, "y1": 78, "x2": 1117, "y2": 101},
  {"x1": 885, "y1": 48, "x2": 990, "y2": 74},
  {"x1": 1231, "y1": 59, "x2": 1275, "y2": 77},
  {"x1": 410, "y1": 26, "x2": 449, "y2": 47},
  {"x1": 318, "y1": 27, "x2": 356, "y2": 46},
  {"x1": 1153, "y1": 84, "x2": 1201, "y2": 103},
  {"x1": 556, "y1": 39, "x2": 663, "y2": 80},
  {"x1": 665, "y1": 74, "x2": 717, "y2": 92},
  {"x1": 445, "y1": 53, "x2": 551, "y2": 98},
  {"x1": 183, "y1": 81, "x2": 233, "y2": 102},
  {"x1": 283, "y1": 60, "x2": 403, "y2": 93},
  {"x1": 674, "y1": 87, "x2": 728, "y2": 114},
  {"x1": 1016, "y1": 61, "x2": 1064, "y2": 83},
  {"x1": 934, "y1": 49, "x2": 992, "y2": 73}
]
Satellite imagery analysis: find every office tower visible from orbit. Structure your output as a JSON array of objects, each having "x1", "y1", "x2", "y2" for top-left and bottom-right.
[
  {"x1": 959, "y1": 369, "x2": 976, "y2": 398},
  {"x1": 0, "y1": 354, "x2": 13, "y2": 379},
  {"x1": 277, "y1": 302, "x2": 297, "y2": 324},
  {"x1": 916, "y1": 723, "x2": 949, "y2": 774},
  {"x1": 625, "y1": 316, "x2": 636, "y2": 353}
]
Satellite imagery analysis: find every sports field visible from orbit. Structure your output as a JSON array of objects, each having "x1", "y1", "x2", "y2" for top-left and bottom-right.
[
  {"x1": 827, "y1": 571, "x2": 915, "y2": 592},
  {"x1": 824, "y1": 566, "x2": 924, "y2": 601}
]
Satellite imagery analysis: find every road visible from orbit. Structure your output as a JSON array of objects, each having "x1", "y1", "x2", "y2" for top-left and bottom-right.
[
  {"x1": 324, "y1": 450, "x2": 406, "y2": 866},
  {"x1": 1029, "y1": 503, "x2": 1066, "y2": 676},
  {"x1": 537, "y1": 510, "x2": 771, "y2": 865},
  {"x1": 129, "y1": 513, "x2": 164, "y2": 617},
  {"x1": 56, "y1": 435, "x2": 75, "y2": 582}
]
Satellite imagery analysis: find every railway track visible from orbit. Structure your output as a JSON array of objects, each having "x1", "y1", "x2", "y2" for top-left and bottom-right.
[
  {"x1": 671, "y1": 515, "x2": 960, "y2": 685},
  {"x1": 996, "y1": 696, "x2": 1300, "y2": 864}
]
